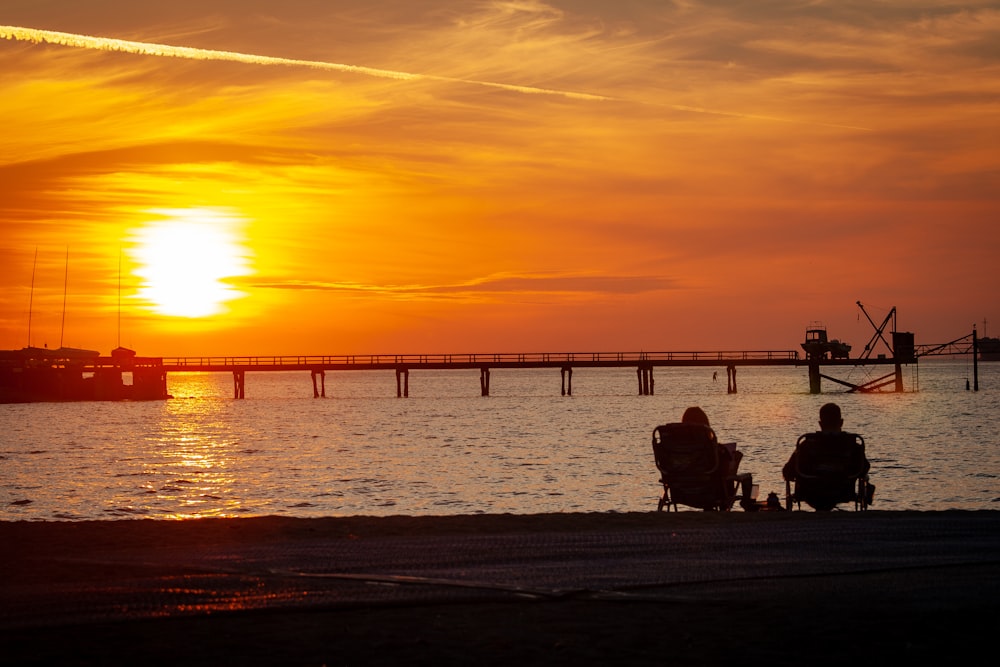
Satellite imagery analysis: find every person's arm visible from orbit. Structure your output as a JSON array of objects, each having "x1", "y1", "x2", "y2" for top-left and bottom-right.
[{"x1": 782, "y1": 453, "x2": 797, "y2": 481}]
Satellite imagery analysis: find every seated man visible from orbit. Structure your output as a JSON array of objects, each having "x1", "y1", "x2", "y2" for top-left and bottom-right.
[{"x1": 783, "y1": 403, "x2": 871, "y2": 511}]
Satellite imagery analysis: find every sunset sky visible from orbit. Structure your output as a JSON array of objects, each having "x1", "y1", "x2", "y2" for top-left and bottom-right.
[{"x1": 2, "y1": 1, "x2": 997, "y2": 357}]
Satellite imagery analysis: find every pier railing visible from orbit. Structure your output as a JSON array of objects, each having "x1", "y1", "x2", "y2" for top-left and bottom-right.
[{"x1": 160, "y1": 350, "x2": 800, "y2": 370}]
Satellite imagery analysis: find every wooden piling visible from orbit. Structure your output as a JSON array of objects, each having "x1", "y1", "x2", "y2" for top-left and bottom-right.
[
  {"x1": 637, "y1": 365, "x2": 654, "y2": 395},
  {"x1": 480, "y1": 367, "x2": 490, "y2": 396},
  {"x1": 395, "y1": 368, "x2": 409, "y2": 398},
  {"x1": 561, "y1": 367, "x2": 573, "y2": 396},
  {"x1": 233, "y1": 370, "x2": 245, "y2": 399},
  {"x1": 311, "y1": 370, "x2": 325, "y2": 398}
]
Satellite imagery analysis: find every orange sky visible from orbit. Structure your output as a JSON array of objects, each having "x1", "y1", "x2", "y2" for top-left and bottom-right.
[{"x1": 2, "y1": 1, "x2": 997, "y2": 356}]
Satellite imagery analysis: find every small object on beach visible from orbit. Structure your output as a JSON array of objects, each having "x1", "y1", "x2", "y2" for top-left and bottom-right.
[{"x1": 766, "y1": 492, "x2": 782, "y2": 509}]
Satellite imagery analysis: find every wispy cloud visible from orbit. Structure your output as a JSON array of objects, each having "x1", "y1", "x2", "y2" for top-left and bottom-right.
[
  {"x1": 0, "y1": 25, "x2": 613, "y2": 101},
  {"x1": 0, "y1": 23, "x2": 874, "y2": 129},
  {"x1": 252, "y1": 272, "x2": 677, "y2": 298}
]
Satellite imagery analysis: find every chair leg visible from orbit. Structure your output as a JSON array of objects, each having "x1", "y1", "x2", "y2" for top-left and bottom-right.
[{"x1": 737, "y1": 474, "x2": 757, "y2": 511}]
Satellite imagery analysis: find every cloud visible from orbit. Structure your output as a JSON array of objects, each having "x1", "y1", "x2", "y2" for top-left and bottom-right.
[
  {"x1": 0, "y1": 21, "x2": 874, "y2": 128},
  {"x1": 251, "y1": 272, "x2": 678, "y2": 298},
  {"x1": 0, "y1": 25, "x2": 613, "y2": 101}
]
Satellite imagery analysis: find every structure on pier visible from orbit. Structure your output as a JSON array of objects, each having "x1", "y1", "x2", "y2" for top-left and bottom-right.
[
  {"x1": 0, "y1": 346, "x2": 169, "y2": 403},
  {"x1": 801, "y1": 304, "x2": 915, "y2": 394}
]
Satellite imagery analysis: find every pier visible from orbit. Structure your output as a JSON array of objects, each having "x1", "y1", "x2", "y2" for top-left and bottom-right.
[
  {"x1": 154, "y1": 305, "x2": 981, "y2": 399},
  {"x1": 2, "y1": 344, "x2": 979, "y2": 402},
  {"x1": 2, "y1": 307, "x2": 982, "y2": 401},
  {"x1": 156, "y1": 349, "x2": 918, "y2": 398}
]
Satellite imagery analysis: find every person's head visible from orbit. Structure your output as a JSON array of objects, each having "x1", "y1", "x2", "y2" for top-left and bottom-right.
[
  {"x1": 818, "y1": 403, "x2": 843, "y2": 431},
  {"x1": 681, "y1": 406, "x2": 710, "y2": 427}
]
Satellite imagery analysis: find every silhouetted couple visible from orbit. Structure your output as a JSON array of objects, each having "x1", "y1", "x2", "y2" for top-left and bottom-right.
[{"x1": 681, "y1": 403, "x2": 871, "y2": 511}]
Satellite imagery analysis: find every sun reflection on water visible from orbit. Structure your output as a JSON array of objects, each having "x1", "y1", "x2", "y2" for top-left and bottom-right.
[{"x1": 143, "y1": 394, "x2": 247, "y2": 519}]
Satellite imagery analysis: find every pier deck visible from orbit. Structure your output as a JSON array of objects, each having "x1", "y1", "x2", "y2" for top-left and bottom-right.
[
  {"x1": 0, "y1": 347, "x2": 936, "y2": 401},
  {"x1": 155, "y1": 350, "x2": 906, "y2": 398},
  {"x1": 160, "y1": 350, "x2": 802, "y2": 372}
]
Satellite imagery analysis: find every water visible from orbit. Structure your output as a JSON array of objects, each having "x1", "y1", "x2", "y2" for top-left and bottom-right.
[{"x1": 2, "y1": 361, "x2": 997, "y2": 520}]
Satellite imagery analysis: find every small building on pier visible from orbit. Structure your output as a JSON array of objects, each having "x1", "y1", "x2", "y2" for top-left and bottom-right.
[{"x1": 0, "y1": 346, "x2": 169, "y2": 403}]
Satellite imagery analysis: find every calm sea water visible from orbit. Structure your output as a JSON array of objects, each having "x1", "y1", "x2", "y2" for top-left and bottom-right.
[{"x1": 2, "y1": 360, "x2": 997, "y2": 520}]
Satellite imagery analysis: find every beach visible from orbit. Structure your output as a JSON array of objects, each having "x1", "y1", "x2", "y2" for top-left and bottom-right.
[{"x1": 3, "y1": 510, "x2": 998, "y2": 665}]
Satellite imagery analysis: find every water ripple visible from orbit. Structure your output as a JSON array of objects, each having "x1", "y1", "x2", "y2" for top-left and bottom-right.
[{"x1": 1, "y1": 363, "x2": 997, "y2": 519}]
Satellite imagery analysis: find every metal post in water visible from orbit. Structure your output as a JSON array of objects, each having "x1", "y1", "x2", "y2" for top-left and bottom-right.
[{"x1": 973, "y1": 328, "x2": 980, "y2": 391}]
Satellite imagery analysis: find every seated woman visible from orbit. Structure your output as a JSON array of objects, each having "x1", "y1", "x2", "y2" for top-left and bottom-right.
[{"x1": 680, "y1": 407, "x2": 756, "y2": 510}]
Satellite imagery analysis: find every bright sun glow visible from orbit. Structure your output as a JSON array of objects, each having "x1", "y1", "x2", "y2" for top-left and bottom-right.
[{"x1": 130, "y1": 208, "x2": 251, "y2": 318}]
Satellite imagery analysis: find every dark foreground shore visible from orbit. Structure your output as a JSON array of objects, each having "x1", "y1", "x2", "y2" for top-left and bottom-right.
[{"x1": 3, "y1": 511, "x2": 999, "y2": 666}]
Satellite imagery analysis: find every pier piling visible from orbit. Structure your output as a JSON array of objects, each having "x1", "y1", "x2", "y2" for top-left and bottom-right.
[
  {"x1": 808, "y1": 363, "x2": 821, "y2": 394},
  {"x1": 233, "y1": 370, "x2": 245, "y2": 399},
  {"x1": 480, "y1": 367, "x2": 490, "y2": 396},
  {"x1": 311, "y1": 370, "x2": 325, "y2": 398},
  {"x1": 637, "y1": 366, "x2": 654, "y2": 395},
  {"x1": 395, "y1": 368, "x2": 409, "y2": 398},
  {"x1": 561, "y1": 367, "x2": 573, "y2": 396}
]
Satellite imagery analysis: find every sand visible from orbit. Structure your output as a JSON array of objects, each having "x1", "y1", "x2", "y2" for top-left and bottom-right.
[{"x1": 2, "y1": 511, "x2": 999, "y2": 666}]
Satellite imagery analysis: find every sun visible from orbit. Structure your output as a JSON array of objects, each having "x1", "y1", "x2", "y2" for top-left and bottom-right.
[{"x1": 130, "y1": 208, "x2": 252, "y2": 318}]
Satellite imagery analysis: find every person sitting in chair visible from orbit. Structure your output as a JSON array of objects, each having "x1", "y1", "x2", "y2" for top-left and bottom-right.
[
  {"x1": 681, "y1": 407, "x2": 756, "y2": 511},
  {"x1": 783, "y1": 403, "x2": 871, "y2": 510}
]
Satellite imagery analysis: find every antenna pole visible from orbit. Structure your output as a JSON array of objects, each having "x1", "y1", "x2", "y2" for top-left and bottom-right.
[
  {"x1": 27, "y1": 247, "x2": 38, "y2": 348},
  {"x1": 117, "y1": 248, "x2": 122, "y2": 349},
  {"x1": 60, "y1": 246, "x2": 69, "y2": 349}
]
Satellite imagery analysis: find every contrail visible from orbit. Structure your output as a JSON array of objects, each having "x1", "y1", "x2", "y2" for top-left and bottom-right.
[
  {"x1": 0, "y1": 25, "x2": 612, "y2": 101},
  {"x1": 1, "y1": 25, "x2": 870, "y2": 130}
]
